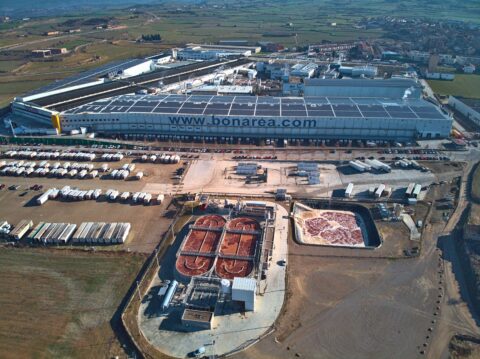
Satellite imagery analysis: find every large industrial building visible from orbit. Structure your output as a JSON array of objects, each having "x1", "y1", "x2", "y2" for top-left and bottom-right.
[
  {"x1": 55, "y1": 93, "x2": 451, "y2": 140},
  {"x1": 303, "y1": 78, "x2": 423, "y2": 98},
  {"x1": 7, "y1": 52, "x2": 452, "y2": 141}
]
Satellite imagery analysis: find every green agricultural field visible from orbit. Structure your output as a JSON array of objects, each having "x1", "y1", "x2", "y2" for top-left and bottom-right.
[
  {"x1": 0, "y1": 60, "x2": 25, "y2": 73},
  {"x1": 428, "y1": 75, "x2": 480, "y2": 99},
  {"x1": 0, "y1": 79, "x2": 52, "y2": 107},
  {"x1": 0, "y1": 248, "x2": 146, "y2": 359},
  {"x1": 57, "y1": 38, "x2": 92, "y2": 50}
]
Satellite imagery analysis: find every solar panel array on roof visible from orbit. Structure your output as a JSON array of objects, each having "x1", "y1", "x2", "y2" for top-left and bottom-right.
[
  {"x1": 24, "y1": 59, "x2": 150, "y2": 97},
  {"x1": 63, "y1": 94, "x2": 447, "y2": 121}
]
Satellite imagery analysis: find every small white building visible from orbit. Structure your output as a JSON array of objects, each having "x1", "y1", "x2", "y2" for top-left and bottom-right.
[
  {"x1": 176, "y1": 46, "x2": 251, "y2": 61},
  {"x1": 425, "y1": 71, "x2": 455, "y2": 81},
  {"x1": 290, "y1": 63, "x2": 317, "y2": 78},
  {"x1": 232, "y1": 277, "x2": 256, "y2": 311},
  {"x1": 120, "y1": 60, "x2": 155, "y2": 78}
]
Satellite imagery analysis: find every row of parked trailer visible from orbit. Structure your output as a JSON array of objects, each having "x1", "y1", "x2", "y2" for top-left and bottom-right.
[
  {"x1": 106, "y1": 189, "x2": 164, "y2": 205},
  {"x1": 0, "y1": 165, "x2": 100, "y2": 179},
  {"x1": 72, "y1": 222, "x2": 130, "y2": 244},
  {"x1": 100, "y1": 153, "x2": 124, "y2": 161},
  {"x1": 37, "y1": 186, "x2": 102, "y2": 205},
  {"x1": 4, "y1": 150, "x2": 61, "y2": 159},
  {"x1": 0, "y1": 220, "x2": 34, "y2": 240},
  {"x1": 3, "y1": 150, "x2": 96, "y2": 162},
  {"x1": 0, "y1": 161, "x2": 141, "y2": 180},
  {"x1": 109, "y1": 169, "x2": 130, "y2": 180},
  {"x1": 1, "y1": 160, "x2": 99, "y2": 171},
  {"x1": 37, "y1": 186, "x2": 165, "y2": 206},
  {"x1": 349, "y1": 159, "x2": 392, "y2": 173},
  {"x1": 1, "y1": 219, "x2": 130, "y2": 245},
  {"x1": 0, "y1": 160, "x2": 111, "y2": 179},
  {"x1": 368, "y1": 184, "x2": 393, "y2": 198},
  {"x1": 28, "y1": 222, "x2": 78, "y2": 244},
  {"x1": 140, "y1": 153, "x2": 181, "y2": 164},
  {"x1": 109, "y1": 163, "x2": 140, "y2": 180},
  {"x1": 59, "y1": 186, "x2": 103, "y2": 202},
  {"x1": 394, "y1": 159, "x2": 429, "y2": 172},
  {"x1": 4, "y1": 163, "x2": 144, "y2": 182},
  {"x1": 405, "y1": 183, "x2": 423, "y2": 199}
]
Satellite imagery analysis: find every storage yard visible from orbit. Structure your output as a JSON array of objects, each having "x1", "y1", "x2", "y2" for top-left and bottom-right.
[
  {"x1": 0, "y1": 150, "x2": 183, "y2": 188},
  {"x1": 0, "y1": 187, "x2": 173, "y2": 253}
]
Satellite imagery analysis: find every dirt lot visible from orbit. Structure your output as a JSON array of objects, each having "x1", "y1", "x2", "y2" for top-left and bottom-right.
[
  {"x1": 181, "y1": 160, "x2": 342, "y2": 196},
  {"x1": 234, "y1": 226, "x2": 442, "y2": 359},
  {"x1": 0, "y1": 248, "x2": 146, "y2": 359},
  {"x1": 423, "y1": 160, "x2": 464, "y2": 175},
  {"x1": 233, "y1": 170, "x2": 479, "y2": 359},
  {"x1": 0, "y1": 187, "x2": 176, "y2": 253}
]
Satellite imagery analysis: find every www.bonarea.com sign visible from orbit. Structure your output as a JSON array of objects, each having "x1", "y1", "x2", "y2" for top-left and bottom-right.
[{"x1": 168, "y1": 116, "x2": 317, "y2": 128}]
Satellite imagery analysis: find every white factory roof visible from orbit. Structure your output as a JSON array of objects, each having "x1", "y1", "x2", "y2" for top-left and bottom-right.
[
  {"x1": 62, "y1": 94, "x2": 449, "y2": 121},
  {"x1": 232, "y1": 277, "x2": 256, "y2": 292}
]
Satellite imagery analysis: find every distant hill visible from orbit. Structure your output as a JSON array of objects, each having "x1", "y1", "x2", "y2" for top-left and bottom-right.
[
  {"x1": 1, "y1": 0, "x2": 479, "y2": 24},
  {"x1": 0, "y1": 0, "x2": 162, "y2": 17}
]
